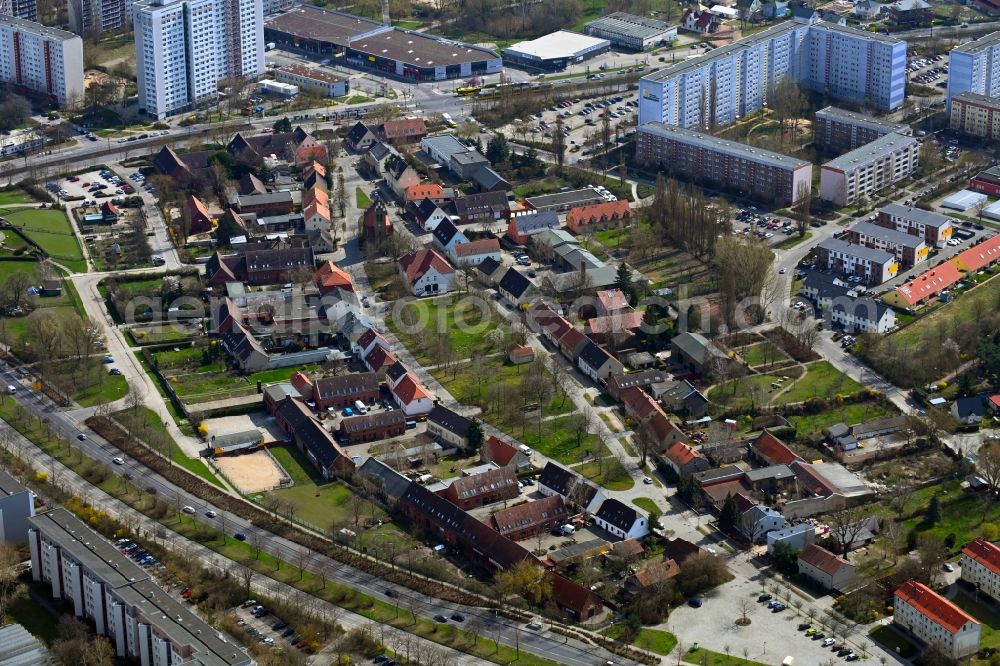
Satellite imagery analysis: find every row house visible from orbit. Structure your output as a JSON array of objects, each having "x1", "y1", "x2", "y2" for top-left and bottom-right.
[{"x1": 339, "y1": 410, "x2": 406, "y2": 443}]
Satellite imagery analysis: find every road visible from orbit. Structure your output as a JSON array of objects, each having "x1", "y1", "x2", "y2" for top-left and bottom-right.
[{"x1": 0, "y1": 357, "x2": 636, "y2": 666}]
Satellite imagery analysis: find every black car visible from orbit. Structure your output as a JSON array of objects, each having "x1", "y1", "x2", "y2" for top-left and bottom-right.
[
  {"x1": 372, "y1": 657, "x2": 388, "y2": 664},
  {"x1": 837, "y1": 648, "x2": 852, "y2": 657},
  {"x1": 811, "y1": 632, "x2": 825, "y2": 640},
  {"x1": 281, "y1": 628, "x2": 295, "y2": 638},
  {"x1": 434, "y1": 615, "x2": 447, "y2": 623},
  {"x1": 272, "y1": 621, "x2": 287, "y2": 631},
  {"x1": 234, "y1": 533, "x2": 247, "y2": 541},
  {"x1": 759, "y1": 594, "x2": 773, "y2": 602},
  {"x1": 798, "y1": 623, "x2": 811, "y2": 631},
  {"x1": 688, "y1": 598, "x2": 703, "y2": 608},
  {"x1": 450, "y1": 613, "x2": 465, "y2": 622},
  {"x1": 385, "y1": 589, "x2": 397, "y2": 598}
]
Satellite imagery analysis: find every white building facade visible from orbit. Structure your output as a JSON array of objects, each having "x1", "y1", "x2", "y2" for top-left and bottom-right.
[
  {"x1": 134, "y1": 0, "x2": 264, "y2": 119},
  {"x1": 961, "y1": 537, "x2": 1000, "y2": 603},
  {"x1": 0, "y1": 16, "x2": 83, "y2": 105},
  {"x1": 894, "y1": 579, "x2": 981, "y2": 659}
]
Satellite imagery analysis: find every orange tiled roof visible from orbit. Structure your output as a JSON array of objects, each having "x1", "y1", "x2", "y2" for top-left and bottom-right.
[
  {"x1": 952, "y1": 233, "x2": 1000, "y2": 273},
  {"x1": 895, "y1": 262, "x2": 963, "y2": 306},
  {"x1": 963, "y1": 537, "x2": 1000, "y2": 575},
  {"x1": 315, "y1": 260, "x2": 353, "y2": 292},
  {"x1": 399, "y1": 248, "x2": 454, "y2": 284},
  {"x1": 393, "y1": 373, "x2": 430, "y2": 404},
  {"x1": 895, "y1": 579, "x2": 979, "y2": 635},
  {"x1": 798, "y1": 544, "x2": 851, "y2": 577},
  {"x1": 665, "y1": 441, "x2": 705, "y2": 468},
  {"x1": 751, "y1": 430, "x2": 803, "y2": 466},
  {"x1": 404, "y1": 183, "x2": 444, "y2": 201}
]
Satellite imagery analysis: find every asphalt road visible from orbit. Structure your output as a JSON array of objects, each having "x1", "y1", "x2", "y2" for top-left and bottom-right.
[{"x1": 0, "y1": 360, "x2": 634, "y2": 666}]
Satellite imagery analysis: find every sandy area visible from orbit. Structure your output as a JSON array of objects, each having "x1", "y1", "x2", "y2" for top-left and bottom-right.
[{"x1": 214, "y1": 450, "x2": 287, "y2": 493}]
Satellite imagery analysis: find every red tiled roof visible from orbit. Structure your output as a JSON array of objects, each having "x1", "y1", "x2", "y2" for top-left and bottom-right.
[
  {"x1": 733, "y1": 492, "x2": 755, "y2": 514},
  {"x1": 989, "y1": 395, "x2": 1000, "y2": 410},
  {"x1": 483, "y1": 436, "x2": 520, "y2": 466},
  {"x1": 304, "y1": 200, "x2": 331, "y2": 222},
  {"x1": 491, "y1": 495, "x2": 567, "y2": 537},
  {"x1": 393, "y1": 373, "x2": 430, "y2": 404},
  {"x1": 595, "y1": 288, "x2": 629, "y2": 313},
  {"x1": 399, "y1": 248, "x2": 454, "y2": 284},
  {"x1": 357, "y1": 328, "x2": 389, "y2": 352},
  {"x1": 558, "y1": 326, "x2": 587, "y2": 352},
  {"x1": 790, "y1": 461, "x2": 837, "y2": 497},
  {"x1": 304, "y1": 160, "x2": 327, "y2": 178},
  {"x1": 453, "y1": 238, "x2": 501, "y2": 258},
  {"x1": 510, "y1": 344, "x2": 534, "y2": 359},
  {"x1": 963, "y1": 537, "x2": 1000, "y2": 575},
  {"x1": 620, "y1": 387, "x2": 662, "y2": 422},
  {"x1": 566, "y1": 200, "x2": 632, "y2": 225},
  {"x1": 290, "y1": 371, "x2": 313, "y2": 397},
  {"x1": 548, "y1": 572, "x2": 602, "y2": 615},
  {"x1": 665, "y1": 441, "x2": 705, "y2": 468},
  {"x1": 404, "y1": 183, "x2": 444, "y2": 201},
  {"x1": 798, "y1": 544, "x2": 851, "y2": 577},
  {"x1": 895, "y1": 579, "x2": 979, "y2": 635},
  {"x1": 952, "y1": 233, "x2": 1000, "y2": 273},
  {"x1": 751, "y1": 430, "x2": 803, "y2": 466},
  {"x1": 647, "y1": 411, "x2": 686, "y2": 446},
  {"x1": 365, "y1": 345, "x2": 397, "y2": 371},
  {"x1": 895, "y1": 262, "x2": 963, "y2": 306},
  {"x1": 382, "y1": 117, "x2": 427, "y2": 140},
  {"x1": 303, "y1": 186, "x2": 329, "y2": 209},
  {"x1": 315, "y1": 260, "x2": 354, "y2": 293},
  {"x1": 631, "y1": 559, "x2": 680, "y2": 587},
  {"x1": 586, "y1": 311, "x2": 644, "y2": 335}
]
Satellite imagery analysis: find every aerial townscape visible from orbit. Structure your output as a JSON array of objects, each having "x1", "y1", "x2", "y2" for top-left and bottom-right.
[{"x1": 1, "y1": 0, "x2": 1000, "y2": 665}]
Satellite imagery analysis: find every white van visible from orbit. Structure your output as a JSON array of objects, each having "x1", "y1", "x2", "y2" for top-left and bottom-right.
[
  {"x1": 519, "y1": 445, "x2": 532, "y2": 456},
  {"x1": 560, "y1": 524, "x2": 575, "y2": 536},
  {"x1": 354, "y1": 400, "x2": 367, "y2": 414}
]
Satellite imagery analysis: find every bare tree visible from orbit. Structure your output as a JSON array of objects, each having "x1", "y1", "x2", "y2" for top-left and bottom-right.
[{"x1": 827, "y1": 505, "x2": 870, "y2": 557}]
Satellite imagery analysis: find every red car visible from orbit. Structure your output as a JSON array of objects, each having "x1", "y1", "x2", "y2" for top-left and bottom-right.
[
  {"x1": 181, "y1": 588, "x2": 192, "y2": 599},
  {"x1": 294, "y1": 640, "x2": 306, "y2": 649}
]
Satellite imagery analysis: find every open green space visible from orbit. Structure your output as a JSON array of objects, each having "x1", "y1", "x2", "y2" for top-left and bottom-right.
[
  {"x1": 708, "y1": 372, "x2": 799, "y2": 412},
  {"x1": 574, "y1": 458, "x2": 633, "y2": 491},
  {"x1": 127, "y1": 324, "x2": 198, "y2": 345},
  {"x1": 345, "y1": 95, "x2": 373, "y2": 105},
  {"x1": 86, "y1": 31, "x2": 134, "y2": 66},
  {"x1": 1, "y1": 208, "x2": 86, "y2": 272},
  {"x1": 901, "y1": 479, "x2": 1000, "y2": 547},
  {"x1": 0, "y1": 189, "x2": 33, "y2": 206},
  {"x1": 112, "y1": 406, "x2": 223, "y2": 488},
  {"x1": 775, "y1": 361, "x2": 864, "y2": 404},
  {"x1": 737, "y1": 341, "x2": 789, "y2": 368},
  {"x1": 868, "y1": 624, "x2": 917, "y2": 658},
  {"x1": 788, "y1": 400, "x2": 891, "y2": 436},
  {"x1": 389, "y1": 295, "x2": 499, "y2": 356},
  {"x1": 601, "y1": 625, "x2": 676, "y2": 655},
  {"x1": 891, "y1": 272, "x2": 1000, "y2": 348},
  {"x1": 631, "y1": 497, "x2": 660, "y2": 516},
  {"x1": 682, "y1": 647, "x2": 768, "y2": 666},
  {"x1": 133, "y1": 351, "x2": 195, "y2": 436},
  {"x1": 949, "y1": 589, "x2": 999, "y2": 649},
  {"x1": 515, "y1": 413, "x2": 601, "y2": 463},
  {"x1": 4, "y1": 589, "x2": 62, "y2": 644},
  {"x1": 73, "y1": 371, "x2": 128, "y2": 407},
  {"x1": 356, "y1": 187, "x2": 371, "y2": 209}
]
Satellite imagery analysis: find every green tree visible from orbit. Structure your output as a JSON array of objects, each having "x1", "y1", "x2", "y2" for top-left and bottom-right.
[
  {"x1": 615, "y1": 263, "x2": 634, "y2": 303},
  {"x1": 467, "y1": 420, "x2": 484, "y2": 451},
  {"x1": 980, "y1": 340, "x2": 1000, "y2": 392},
  {"x1": 273, "y1": 117, "x2": 292, "y2": 133},
  {"x1": 771, "y1": 541, "x2": 799, "y2": 575},
  {"x1": 926, "y1": 495, "x2": 941, "y2": 526},
  {"x1": 719, "y1": 494, "x2": 740, "y2": 534},
  {"x1": 215, "y1": 212, "x2": 243, "y2": 247},
  {"x1": 486, "y1": 132, "x2": 509, "y2": 166}
]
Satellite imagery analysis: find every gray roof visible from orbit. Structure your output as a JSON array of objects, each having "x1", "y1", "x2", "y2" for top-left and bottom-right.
[
  {"x1": 803, "y1": 270, "x2": 851, "y2": 299},
  {"x1": 236, "y1": 191, "x2": 294, "y2": 206},
  {"x1": 888, "y1": 0, "x2": 930, "y2": 11},
  {"x1": 823, "y1": 132, "x2": 919, "y2": 171},
  {"x1": 850, "y1": 222, "x2": 925, "y2": 249},
  {"x1": 639, "y1": 122, "x2": 810, "y2": 170},
  {"x1": 263, "y1": 382, "x2": 301, "y2": 403},
  {"x1": 29, "y1": 508, "x2": 149, "y2": 589},
  {"x1": 817, "y1": 237, "x2": 895, "y2": 264},
  {"x1": 358, "y1": 457, "x2": 412, "y2": 500},
  {"x1": 421, "y1": 134, "x2": 471, "y2": 163},
  {"x1": 744, "y1": 464, "x2": 795, "y2": 483},
  {"x1": 951, "y1": 30, "x2": 1000, "y2": 55},
  {"x1": 450, "y1": 150, "x2": 488, "y2": 167},
  {"x1": 585, "y1": 11, "x2": 675, "y2": 39},
  {"x1": 550, "y1": 265, "x2": 618, "y2": 291},
  {"x1": 879, "y1": 203, "x2": 954, "y2": 229},
  {"x1": 0, "y1": 469, "x2": 28, "y2": 497},
  {"x1": 672, "y1": 331, "x2": 727, "y2": 365},
  {"x1": 524, "y1": 188, "x2": 604, "y2": 209},
  {"x1": 0, "y1": 624, "x2": 49, "y2": 666},
  {"x1": 210, "y1": 430, "x2": 263, "y2": 449},
  {"x1": 953, "y1": 91, "x2": 1000, "y2": 109},
  {"x1": 0, "y1": 14, "x2": 79, "y2": 41},
  {"x1": 472, "y1": 165, "x2": 509, "y2": 190},
  {"x1": 815, "y1": 106, "x2": 908, "y2": 133}
]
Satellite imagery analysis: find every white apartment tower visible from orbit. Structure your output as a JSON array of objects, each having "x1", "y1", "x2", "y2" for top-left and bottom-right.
[
  {"x1": 0, "y1": 16, "x2": 84, "y2": 105},
  {"x1": 68, "y1": 0, "x2": 130, "y2": 37},
  {"x1": 133, "y1": 0, "x2": 263, "y2": 120},
  {"x1": 0, "y1": 0, "x2": 37, "y2": 22}
]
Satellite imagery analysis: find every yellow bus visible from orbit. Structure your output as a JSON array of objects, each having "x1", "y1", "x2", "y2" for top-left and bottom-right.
[{"x1": 456, "y1": 85, "x2": 481, "y2": 96}]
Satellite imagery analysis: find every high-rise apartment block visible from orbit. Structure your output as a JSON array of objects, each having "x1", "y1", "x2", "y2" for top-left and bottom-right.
[
  {"x1": 636, "y1": 121, "x2": 813, "y2": 205},
  {"x1": 814, "y1": 106, "x2": 912, "y2": 153},
  {"x1": 0, "y1": 0, "x2": 37, "y2": 22},
  {"x1": 0, "y1": 16, "x2": 84, "y2": 105},
  {"x1": 949, "y1": 91, "x2": 1000, "y2": 140},
  {"x1": 68, "y1": 0, "x2": 129, "y2": 36},
  {"x1": 638, "y1": 18, "x2": 906, "y2": 130},
  {"x1": 947, "y1": 31, "x2": 1000, "y2": 111},
  {"x1": 133, "y1": 0, "x2": 264, "y2": 120}
]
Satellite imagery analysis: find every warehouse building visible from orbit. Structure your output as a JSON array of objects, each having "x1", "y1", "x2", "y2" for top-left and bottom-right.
[
  {"x1": 636, "y1": 122, "x2": 812, "y2": 206},
  {"x1": 814, "y1": 106, "x2": 912, "y2": 153},
  {"x1": 265, "y1": 5, "x2": 501, "y2": 81},
  {"x1": 503, "y1": 30, "x2": 611, "y2": 72},
  {"x1": 584, "y1": 12, "x2": 677, "y2": 50},
  {"x1": 819, "y1": 132, "x2": 920, "y2": 206}
]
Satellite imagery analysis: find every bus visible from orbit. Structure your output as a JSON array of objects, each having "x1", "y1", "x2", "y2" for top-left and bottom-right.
[
  {"x1": 456, "y1": 85, "x2": 481, "y2": 97},
  {"x1": 442, "y1": 112, "x2": 457, "y2": 128}
]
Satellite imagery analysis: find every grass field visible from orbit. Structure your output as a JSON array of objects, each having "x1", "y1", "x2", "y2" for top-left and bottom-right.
[
  {"x1": 2, "y1": 208, "x2": 86, "y2": 272},
  {"x1": 574, "y1": 458, "x2": 633, "y2": 491},
  {"x1": 789, "y1": 400, "x2": 891, "y2": 436},
  {"x1": 4, "y1": 589, "x2": 62, "y2": 644},
  {"x1": 356, "y1": 187, "x2": 371, "y2": 209},
  {"x1": 631, "y1": 497, "x2": 660, "y2": 515},
  {"x1": 901, "y1": 478, "x2": 1000, "y2": 547},
  {"x1": 950, "y1": 589, "x2": 999, "y2": 650},
  {"x1": 0, "y1": 189, "x2": 33, "y2": 206},
  {"x1": 868, "y1": 624, "x2": 917, "y2": 658},
  {"x1": 775, "y1": 361, "x2": 864, "y2": 404},
  {"x1": 389, "y1": 295, "x2": 500, "y2": 357},
  {"x1": 708, "y1": 372, "x2": 797, "y2": 411},
  {"x1": 73, "y1": 371, "x2": 128, "y2": 407},
  {"x1": 602, "y1": 625, "x2": 676, "y2": 655},
  {"x1": 738, "y1": 341, "x2": 788, "y2": 367},
  {"x1": 682, "y1": 647, "x2": 768, "y2": 665},
  {"x1": 112, "y1": 407, "x2": 223, "y2": 487}
]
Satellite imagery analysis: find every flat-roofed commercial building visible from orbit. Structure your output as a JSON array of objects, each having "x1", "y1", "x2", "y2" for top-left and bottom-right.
[
  {"x1": 28, "y1": 507, "x2": 251, "y2": 666},
  {"x1": 265, "y1": 6, "x2": 501, "y2": 81},
  {"x1": 845, "y1": 221, "x2": 928, "y2": 267},
  {"x1": 875, "y1": 203, "x2": 954, "y2": 247},
  {"x1": 814, "y1": 106, "x2": 912, "y2": 153},
  {"x1": 949, "y1": 91, "x2": 1000, "y2": 139},
  {"x1": 583, "y1": 12, "x2": 676, "y2": 50},
  {"x1": 816, "y1": 237, "x2": 898, "y2": 284},
  {"x1": 277, "y1": 64, "x2": 349, "y2": 97},
  {"x1": 502, "y1": 30, "x2": 610, "y2": 72},
  {"x1": 819, "y1": 132, "x2": 919, "y2": 206},
  {"x1": 638, "y1": 19, "x2": 906, "y2": 130},
  {"x1": 636, "y1": 121, "x2": 812, "y2": 205}
]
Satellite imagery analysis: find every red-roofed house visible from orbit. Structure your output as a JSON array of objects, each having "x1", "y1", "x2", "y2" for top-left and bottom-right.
[
  {"x1": 797, "y1": 544, "x2": 856, "y2": 591},
  {"x1": 355, "y1": 327, "x2": 391, "y2": 359},
  {"x1": 749, "y1": 431, "x2": 803, "y2": 466},
  {"x1": 441, "y1": 466, "x2": 519, "y2": 509},
  {"x1": 565, "y1": 200, "x2": 634, "y2": 234},
  {"x1": 961, "y1": 537, "x2": 1000, "y2": 602},
  {"x1": 399, "y1": 248, "x2": 455, "y2": 296},
  {"x1": 894, "y1": 579, "x2": 981, "y2": 658},
  {"x1": 952, "y1": 233, "x2": 1000, "y2": 273},
  {"x1": 594, "y1": 288, "x2": 631, "y2": 316},
  {"x1": 391, "y1": 373, "x2": 434, "y2": 416},
  {"x1": 894, "y1": 261, "x2": 963, "y2": 307},
  {"x1": 448, "y1": 238, "x2": 502, "y2": 267},
  {"x1": 314, "y1": 260, "x2": 354, "y2": 294},
  {"x1": 586, "y1": 311, "x2": 644, "y2": 342},
  {"x1": 302, "y1": 186, "x2": 329, "y2": 210},
  {"x1": 304, "y1": 200, "x2": 331, "y2": 232},
  {"x1": 480, "y1": 436, "x2": 531, "y2": 471},
  {"x1": 626, "y1": 559, "x2": 680, "y2": 591},
  {"x1": 663, "y1": 441, "x2": 710, "y2": 477},
  {"x1": 989, "y1": 394, "x2": 1000, "y2": 415},
  {"x1": 187, "y1": 195, "x2": 213, "y2": 234},
  {"x1": 364, "y1": 345, "x2": 398, "y2": 374},
  {"x1": 548, "y1": 572, "x2": 603, "y2": 621},
  {"x1": 490, "y1": 495, "x2": 568, "y2": 541},
  {"x1": 509, "y1": 344, "x2": 535, "y2": 365},
  {"x1": 380, "y1": 117, "x2": 427, "y2": 144},
  {"x1": 404, "y1": 183, "x2": 448, "y2": 204},
  {"x1": 681, "y1": 8, "x2": 721, "y2": 32}
]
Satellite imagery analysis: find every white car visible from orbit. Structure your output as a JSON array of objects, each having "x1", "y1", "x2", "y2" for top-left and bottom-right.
[
  {"x1": 112, "y1": 457, "x2": 124, "y2": 465},
  {"x1": 182, "y1": 505, "x2": 195, "y2": 514}
]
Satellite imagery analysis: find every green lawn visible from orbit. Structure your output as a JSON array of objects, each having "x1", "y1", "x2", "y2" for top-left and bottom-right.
[
  {"x1": 356, "y1": 187, "x2": 371, "y2": 209},
  {"x1": 901, "y1": 480, "x2": 1000, "y2": 547},
  {"x1": 127, "y1": 324, "x2": 197, "y2": 345},
  {"x1": 112, "y1": 406, "x2": 222, "y2": 487},
  {"x1": 502, "y1": 413, "x2": 598, "y2": 464},
  {"x1": 632, "y1": 497, "x2": 660, "y2": 515},
  {"x1": 74, "y1": 372, "x2": 128, "y2": 407},
  {"x1": 0, "y1": 189, "x2": 33, "y2": 206},
  {"x1": 389, "y1": 295, "x2": 500, "y2": 357},
  {"x1": 574, "y1": 458, "x2": 633, "y2": 491},
  {"x1": 949, "y1": 590, "x2": 999, "y2": 649},
  {"x1": 1, "y1": 208, "x2": 86, "y2": 272},
  {"x1": 738, "y1": 342, "x2": 788, "y2": 367},
  {"x1": 683, "y1": 647, "x2": 768, "y2": 665},
  {"x1": 789, "y1": 400, "x2": 891, "y2": 436},
  {"x1": 891, "y1": 273, "x2": 1000, "y2": 348},
  {"x1": 708, "y1": 372, "x2": 799, "y2": 411},
  {"x1": 774, "y1": 231, "x2": 813, "y2": 250},
  {"x1": 4, "y1": 590, "x2": 61, "y2": 644},
  {"x1": 602, "y1": 625, "x2": 676, "y2": 655},
  {"x1": 346, "y1": 95, "x2": 373, "y2": 105},
  {"x1": 775, "y1": 361, "x2": 864, "y2": 404},
  {"x1": 868, "y1": 624, "x2": 918, "y2": 658}
]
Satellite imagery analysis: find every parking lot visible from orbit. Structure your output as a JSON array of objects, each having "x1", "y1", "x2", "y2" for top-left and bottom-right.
[
  {"x1": 907, "y1": 53, "x2": 947, "y2": 92},
  {"x1": 55, "y1": 167, "x2": 135, "y2": 201},
  {"x1": 234, "y1": 600, "x2": 309, "y2": 654}
]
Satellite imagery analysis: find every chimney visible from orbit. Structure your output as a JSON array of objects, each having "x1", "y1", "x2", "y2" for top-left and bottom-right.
[{"x1": 580, "y1": 261, "x2": 586, "y2": 279}]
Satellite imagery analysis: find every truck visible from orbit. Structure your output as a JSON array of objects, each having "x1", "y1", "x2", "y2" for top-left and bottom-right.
[{"x1": 353, "y1": 400, "x2": 367, "y2": 415}]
